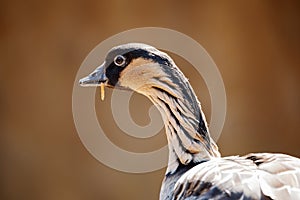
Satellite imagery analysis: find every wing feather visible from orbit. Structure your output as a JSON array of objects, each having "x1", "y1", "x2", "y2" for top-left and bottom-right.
[{"x1": 173, "y1": 153, "x2": 300, "y2": 200}]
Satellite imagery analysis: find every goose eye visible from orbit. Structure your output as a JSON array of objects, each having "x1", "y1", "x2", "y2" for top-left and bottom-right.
[{"x1": 114, "y1": 55, "x2": 126, "y2": 66}]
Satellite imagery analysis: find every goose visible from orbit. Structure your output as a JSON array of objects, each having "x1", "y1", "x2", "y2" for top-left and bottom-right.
[{"x1": 79, "y1": 43, "x2": 300, "y2": 200}]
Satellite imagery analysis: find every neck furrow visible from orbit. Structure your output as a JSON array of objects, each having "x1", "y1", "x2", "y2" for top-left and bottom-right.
[{"x1": 147, "y1": 85, "x2": 220, "y2": 174}]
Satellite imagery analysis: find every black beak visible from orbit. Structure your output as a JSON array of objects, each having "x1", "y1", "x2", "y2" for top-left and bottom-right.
[{"x1": 79, "y1": 63, "x2": 107, "y2": 87}]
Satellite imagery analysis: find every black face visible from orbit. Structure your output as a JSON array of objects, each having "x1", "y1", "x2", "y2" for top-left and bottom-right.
[
  {"x1": 104, "y1": 46, "x2": 172, "y2": 87},
  {"x1": 105, "y1": 54, "x2": 130, "y2": 86}
]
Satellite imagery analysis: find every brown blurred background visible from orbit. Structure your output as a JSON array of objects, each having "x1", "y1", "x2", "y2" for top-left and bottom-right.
[{"x1": 1, "y1": 1, "x2": 300, "y2": 200}]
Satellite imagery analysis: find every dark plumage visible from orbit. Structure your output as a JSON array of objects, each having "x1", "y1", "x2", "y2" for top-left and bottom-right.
[{"x1": 80, "y1": 43, "x2": 300, "y2": 200}]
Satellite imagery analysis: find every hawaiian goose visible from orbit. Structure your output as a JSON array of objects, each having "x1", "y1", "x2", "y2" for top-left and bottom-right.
[{"x1": 79, "y1": 43, "x2": 300, "y2": 200}]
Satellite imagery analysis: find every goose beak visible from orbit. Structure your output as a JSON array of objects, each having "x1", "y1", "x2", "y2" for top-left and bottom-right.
[{"x1": 79, "y1": 63, "x2": 107, "y2": 87}]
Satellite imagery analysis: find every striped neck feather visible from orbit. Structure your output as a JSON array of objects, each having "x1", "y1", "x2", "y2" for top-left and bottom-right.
[{"x1": 143, "y1": 64, "x2": 220, "y2": 174}]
